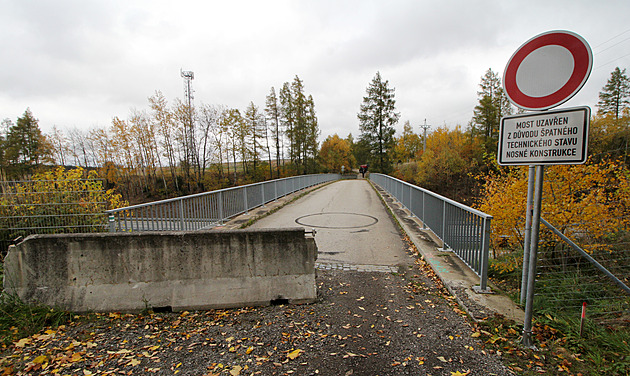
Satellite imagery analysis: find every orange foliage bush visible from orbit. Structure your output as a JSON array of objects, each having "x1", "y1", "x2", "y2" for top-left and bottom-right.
[{"x1": 476, "y1": 159, "x2": 630, "y2": 257}]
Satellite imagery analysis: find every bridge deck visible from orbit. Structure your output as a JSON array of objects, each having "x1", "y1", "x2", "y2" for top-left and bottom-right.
[{"x1": 248, "y1": 179, "x2": 412, "y2": 269}]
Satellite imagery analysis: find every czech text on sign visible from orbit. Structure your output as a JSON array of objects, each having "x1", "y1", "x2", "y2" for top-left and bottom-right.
[{"x1": 498, "y1": 106, "x2": 590, "y2": 165}]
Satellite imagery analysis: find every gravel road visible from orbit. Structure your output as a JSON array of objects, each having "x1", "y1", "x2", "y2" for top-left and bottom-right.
[{"x1": 3, "y1": 255, "x2": 513, "y2": 376}]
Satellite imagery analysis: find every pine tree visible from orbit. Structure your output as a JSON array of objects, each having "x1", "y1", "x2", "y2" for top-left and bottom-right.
[
  {"x1": 265, "y1": 87, "x2": 283, "y2": 178},
  {"x1": 279, "y1": 76, "x2": 320, "y2": 174},
  {"x1": 597, "y1": 67, "x2": 630, "y2": 119},
  {"x1": 279, "y1": 82, "x2": 294, "y2": 167},
  {"x1": 357, "y1": 72, "x2": 400, "y2": 173},
  {"x1": 289, "y1": 76, "x2": 307, "y2": 171},
  {"x1": 472, "y1": 68, "x2": 513, "y2": 152},
  {"x1": 5, "y1": 109, "x2": 51, "y2": 178},
  {"x1": 244, "y1": 101, "x2": 264, "y2": 179},
  {"x1": 0, "y1": 118, "x2": 12, "y2": 180},
  {"x1": 304, "y1": 94, "x2": 320, "y2": 173}
]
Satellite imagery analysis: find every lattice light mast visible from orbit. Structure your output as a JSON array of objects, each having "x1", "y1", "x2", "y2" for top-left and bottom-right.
[
  {"x1": 180, "y1": 69, "x2": 196, "y2": 186},
  {"x1": 419, "y1": 119, "x2": 431, "y2": 153},
  {"x1": 181, "y1": 69, "x2": 195, "y2": 106}
]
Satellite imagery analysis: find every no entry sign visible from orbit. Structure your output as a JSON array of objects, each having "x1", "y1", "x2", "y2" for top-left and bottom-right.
[{"x1": 503, "y1": 30, "x2": 592, "y2": 111}]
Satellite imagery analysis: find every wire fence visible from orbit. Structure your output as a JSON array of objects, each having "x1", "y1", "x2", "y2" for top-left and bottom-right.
[
  {"x1": 535, "y1": 219, "x2": 630, "y2": 323},
  {"x1": 0, "y1": 179, "x2": 109, "y2": 255},
  {"x1": 531, "y1": 170, "x2": 630, "y2": 327}
]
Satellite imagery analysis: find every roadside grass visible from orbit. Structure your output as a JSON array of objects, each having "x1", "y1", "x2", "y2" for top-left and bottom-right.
[
  {"x1": 487, "y1": 252, "x2": 630, "y2": 375},
  {"x1": 0, "y1": 262, "x2": 71, "y2": 347},
  {"x1": 477, "y1": 310, "x2": 630, "y2": 375}
]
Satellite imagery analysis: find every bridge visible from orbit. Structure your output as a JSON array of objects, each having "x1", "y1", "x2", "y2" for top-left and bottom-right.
[
  {"x1": 4, "y1": 173, "x2": 525, "y2": 376},
  {"x1": 107, "y1": 173, "x2": 495, "y2": 294}
]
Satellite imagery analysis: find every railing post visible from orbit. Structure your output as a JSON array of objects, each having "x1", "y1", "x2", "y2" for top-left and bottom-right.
[
  {"x1": 479, "y1": 217, "x2": 491, "y2": 291},
  {"x1": 274, "y1": 180, "x2": 278, "y2": 202},
  {"x1": 261, "y1": 182, "x2": 266, "y2": 207},
  {"x1": 244, "y1": 186, "x2": 248, "y2": 215},
  {"x1": 409, "y1": 185, "x2": 413, "y2": 216},
  {"x1": 179, "y1": 199, "x2": 185, "y2": 230},
  {"x1": 218, "y1": 191, "x2": 224, "y2": 225},
  {"x1": 422, "y1": 191, "x2": 426, "y2": 228},
  {"x1": 108, "y1": 213, "x2": 116, "y2": 232},
  {"x1": 442, "y1": 201, "x2": 447, "y2": 245}
]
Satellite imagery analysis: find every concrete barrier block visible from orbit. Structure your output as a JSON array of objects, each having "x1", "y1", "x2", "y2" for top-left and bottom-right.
[{"x1": 3, "y1": 228, "x2": 317, "y2": 312}]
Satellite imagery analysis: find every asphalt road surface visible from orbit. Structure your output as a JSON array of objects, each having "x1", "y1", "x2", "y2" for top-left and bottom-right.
[{"x1": 250, "y1": 179, "x2": 409, "y2": 267}]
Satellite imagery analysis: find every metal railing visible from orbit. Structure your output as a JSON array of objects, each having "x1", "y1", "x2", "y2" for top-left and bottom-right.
[
  {"x1": 1, "y1": 179, "x2": 109, "y2": 254},
  {"x1": 106, "y1": 174, "x2": 340, "y2": 232},
  {"x1": 369, "y1": 173, "x2": 493, "y2": 290}
]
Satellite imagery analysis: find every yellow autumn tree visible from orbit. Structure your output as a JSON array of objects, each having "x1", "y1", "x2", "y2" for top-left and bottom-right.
[
  {"x1": 0, "y1": 167, "x2": 127, "y2": 244},
  {"x1": 319, "y1": 134, "x2": 356, "y2": 173},
  {"x1": 476, "y1": 159, "x2": 630, "y2": 258},
  {"x1": 588, "y1": 111, "x2": 630, "y2": 163},
  {"x1": 414, "y1": 126, "x2": 484, "y2": 202},
  {"x1": 392, "y1": 121, "x2": 422, "y2": 163}
]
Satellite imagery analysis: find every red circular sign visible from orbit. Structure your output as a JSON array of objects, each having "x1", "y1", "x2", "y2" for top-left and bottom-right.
[{"x1": 503, "y1": 30, "x2": 592, "y2": 111}]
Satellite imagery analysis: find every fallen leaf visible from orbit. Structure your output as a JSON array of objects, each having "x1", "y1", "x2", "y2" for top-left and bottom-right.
[
  {"x1": 32, "y1": 355, "x2": 47, "y2": 364},
  {"x1": 287, "y1": 349, "x2": 303, "y2": 360},
  {"x1": 107, "y1": 349, "x2": 132, "y2": 355},
  {"x1": 128, "y1": 358, "x2": 141, "y2": 367},
  {"x1": 451, "y1": 370, "x2": 471, "y2": 376},
  {"x1": 229, "y1": 365, "x2": 242, "y2": 375},
  {"x1": 14, "y1": 338, "x2": 31, "y2": 347},
  {"x1": 437, "y1": 356, "x2": 448, "y2": 363}
]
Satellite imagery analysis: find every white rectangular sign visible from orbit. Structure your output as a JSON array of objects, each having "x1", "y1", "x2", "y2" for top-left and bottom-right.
[{"x1": 497, "y1": 106, "x2": 590, "y2": 165}]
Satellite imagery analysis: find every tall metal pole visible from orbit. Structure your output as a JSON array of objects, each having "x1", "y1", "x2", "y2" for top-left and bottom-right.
[
  {"x1": 523, "y1": 165, "x2": 544, "y2": 348},
  {"x1": 419, "y1": 119, "x2": 431, "y2": 153},
  {"x1": 520, "y1": 165, "x2": 536, "y2": 305},
  {"x1": 180, "y1": 69, "x2": 195, "y2": 186}
]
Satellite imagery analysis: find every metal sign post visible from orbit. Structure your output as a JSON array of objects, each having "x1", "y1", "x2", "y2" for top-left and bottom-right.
[
  {"x1": 520, "y1": 165, "x2": 535, "y2": 305},
  {"x1": 522, "y1": 165, "x2": 544, "y2": 348},
  {"x1": 499, "y1": 30, "x2": 593, "y2": 347}
]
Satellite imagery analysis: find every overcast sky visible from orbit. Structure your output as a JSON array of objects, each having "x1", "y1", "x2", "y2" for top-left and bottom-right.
[{"x1": 1, "y1": 0, "x2": 629, "y2": 141}]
